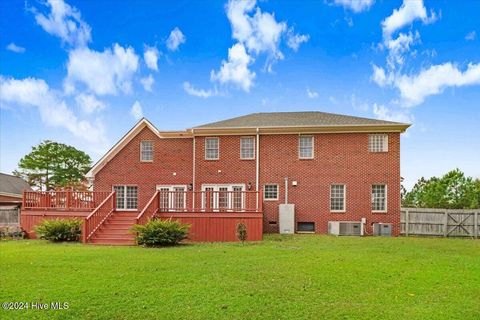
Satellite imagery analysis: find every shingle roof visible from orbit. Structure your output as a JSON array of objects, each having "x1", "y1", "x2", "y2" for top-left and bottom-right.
[
  {"x1": 194, "y1": 111, "x2": 409, "y2": 129},
  {"x1": 0, "y1": 173, "x2": 32, "y2": 195}
]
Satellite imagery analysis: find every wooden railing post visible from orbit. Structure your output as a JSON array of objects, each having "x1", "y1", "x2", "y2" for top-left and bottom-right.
[
  {"x1": 258, "y1": 189, "x2": 263, "y2": 213},
  {"x1": 112, "y1": 191, "x2": 116, "y2": 211},
  {"x1": 66, "y1": 191, "x2": 71, "y2": 210},
  {"x1": 82, "y1": 218, "x2": 87, "y2": 243},
  {"x1": 22, "y1": 190, "x2": 26, "y2": 208}
]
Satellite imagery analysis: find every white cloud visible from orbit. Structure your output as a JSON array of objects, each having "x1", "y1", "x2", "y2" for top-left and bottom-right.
[
  {"x1": 183, "y1": 82, "x2": 217, "y2": 98},
  {"x1": 372, "y1": 103, "x2": 413, "y2": 124},
  {"x1": 33, "y1": 0, "x2": 91, "y2": 47},
  {"x1": 395, "y1": 62, "x2": 480, "y2": 107},
  {"x1": 381, "y1": 0, "x2": 437, "y2": 40},
  {"x1": 286, "y1": 28, "x2": 309, "y2": 51},
  {"x1": 6, "y1": 43, "x2": 25, "y2": 53},
  {"x1": 75, "y1": 93, "x2": 106, "y2": 113},
  {"x1": 465, "y1": 31, "x2": 476, "y2": 41},
  {"x1": 140, "y1": 75, "x2": 154, "y2": 92},
  {"x1": 130, "y1": 101, "x2": 143, "y2": 120},
  {"x1": 65, "y1": 44, "x2": 139, "y2": 96},
  {"x1": 210, "y1": 43, "x2": 255, "y2": 92},
  {"x1": 333, "y1": 0, "x2": 375, "y2": 13},
  {"x1": 306, "y1": 88, "x2": 318, "y2": 98},
  {"x1": 166, "y1": 27, "x2": 186, "y2": 51},
  {"x1": 371, "y1": 65, "x2": 389, "y2": 87},
  {"x1": 226, "y1": 0, "x2": 307, "y2": 71},
  {"x1": 0, "y1": 77, "x2": 106, "y2": 146},
  {"x1": 144, "y1": 46, "x2": 160, "y2": 71},
  {"x1": 385, "y1": 31, "x2": 420, "y2": 70}
]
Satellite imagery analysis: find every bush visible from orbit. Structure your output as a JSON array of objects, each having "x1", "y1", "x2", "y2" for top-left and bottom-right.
[
  {"x1": 132, "y1": 219, "x2": 190, "y2": 247},
  {"x1": 34, "y1": 218, "x2": 83, "y2": 242},
  {"x1": 236, "y1": 222, "x2": 248, "y2": 244}
]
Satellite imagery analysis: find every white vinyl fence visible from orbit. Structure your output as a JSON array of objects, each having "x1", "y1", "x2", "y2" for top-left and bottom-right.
[{"x1": 401, "y1": 208, "x2": 479, "y2": 238}]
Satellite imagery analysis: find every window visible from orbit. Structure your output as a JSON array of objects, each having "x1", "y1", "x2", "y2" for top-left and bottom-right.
[
  {"x1": 140, "y1": 141, "x2": 153, "y2": 161},
  {"x1": 330, "y1": 184, "x2": 346, "y2": 212},
  {"x1": 299, "y1": 136, "x2": 314, "y2": 159},
  {"x1": 205, "y1": 137, "x2": 219, "y2": 160},
  {"x1": 264, "y1": 184, "x2": 279, "y2": 200},
  {"x1": 297, "y1": 222, "x2": 315, "y2": 232},
  {"x1": 114, "y1": 186, "x2": 138, "y2": 210},
  {"x1": 372, "y1": 184, "x2": 387, "y2": 212},
  {"x1": 369, "y1": 134, "x2": 388, "y2": 152},
  {"x1": 240, "y1": 137, "x2": 255, "y2": 159}
]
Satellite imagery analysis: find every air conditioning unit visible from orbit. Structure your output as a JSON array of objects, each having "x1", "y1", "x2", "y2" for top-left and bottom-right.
[
  {"x1": 328, "y1": 221, "x2": 363, "y2": 236},
  {"x1": 373, "y1": 223, "x2": 392, "y2": 236}
]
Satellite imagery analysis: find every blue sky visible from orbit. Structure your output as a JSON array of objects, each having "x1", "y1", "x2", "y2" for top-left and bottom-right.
[{"x1": 0, "y1": 0, "x2": 479, "y2": 189}]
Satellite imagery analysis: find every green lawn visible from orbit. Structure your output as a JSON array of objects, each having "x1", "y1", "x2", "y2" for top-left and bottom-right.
[{"x1": 1, "y1": 235, "x2": 479, "y2": 320}]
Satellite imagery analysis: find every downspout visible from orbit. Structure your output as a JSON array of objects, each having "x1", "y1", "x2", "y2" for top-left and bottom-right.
[
  {"x1": 192, "y1": 129, "x2": 196, "y2": 209},
  {"x1": 256, "y1": 128, "x2": 260, "y2": 210},
  {"x1": 284, "y1": 177, "x2": 288, "y2": 204}
]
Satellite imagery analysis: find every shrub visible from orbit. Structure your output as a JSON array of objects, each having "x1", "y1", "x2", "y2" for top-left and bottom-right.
[
  {"x1": 236, "y1": 222, "x2": 248, "y2": 244},
  {"x1": 132, "y1": 219, "x2": 190, "y2": 247},
  {"x1": 34, "y1": 218, "x2": 82, "y2": 242}
]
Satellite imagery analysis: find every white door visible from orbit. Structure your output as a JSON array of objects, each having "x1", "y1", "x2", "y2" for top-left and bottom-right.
[
  {"x1": 156, "y1": 185, "x2": 187, "y2": 211},
  {"x1": 201, "y1": 184, "x2": 245, "y2": 211}
]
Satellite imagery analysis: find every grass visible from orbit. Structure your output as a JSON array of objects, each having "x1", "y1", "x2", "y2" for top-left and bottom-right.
[{"x1": 1, "y1": 235, "x2": 479, "y2": 320}]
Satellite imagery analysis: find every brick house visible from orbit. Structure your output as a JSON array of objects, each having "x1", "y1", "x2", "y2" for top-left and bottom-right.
[{"x1": 73, "y1": 111, "x2": 408, "y2": 243}]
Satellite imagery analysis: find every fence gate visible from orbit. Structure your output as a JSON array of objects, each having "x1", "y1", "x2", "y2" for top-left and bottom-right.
[
  {"x1": 401, "y1": 208, "x2": 479, "y2": 238},
  {"x1": 0, "y1": 206, "x2": 20, "y2": 227}
]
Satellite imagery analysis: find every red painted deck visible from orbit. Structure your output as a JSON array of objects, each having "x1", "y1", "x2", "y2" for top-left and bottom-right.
[{"x1": 21, "y1": 190, "x2": 264, "y2": 244}]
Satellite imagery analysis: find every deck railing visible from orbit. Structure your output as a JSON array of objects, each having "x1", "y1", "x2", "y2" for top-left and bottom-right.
[
  {"x1": 82, "y1": 191, "x2": 116, "y2": 243},
  {"x1": 154, "y1": 190, "x2": 262, "y2": 214},
  {"x1": 136, "y1": 190, "x2": 160, "y2": 225},
  {"x1": 23, "y1": 191, "x2": 111, "y2": 211}
]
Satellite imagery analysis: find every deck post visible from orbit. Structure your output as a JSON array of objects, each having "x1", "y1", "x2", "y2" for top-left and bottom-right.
[
  {"x1": 82, "y1": 218, "x2": 87, "y2": 243},
  {"x1": 258, "y1": 190, "x2": 263, "y2": 212},
  {"x1": 66, "y1": 191, "x2": 71, "y2": 210},
  {"x1": 22, "y1": 190, "x2": 26, "y2": 208}
]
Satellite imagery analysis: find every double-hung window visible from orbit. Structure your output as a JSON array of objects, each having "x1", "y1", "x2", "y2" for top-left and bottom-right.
[
  {"x1": 299, "y1": 136, "x2": 314, "y2": 159},
  {"x1": 264, "y1": 184, "x2": 279, "y2": 201},
  {"x1": 140, "y1": 141, "x2": 153, "y2": 161},
  {"x1": 114, "y1": 185, "x2": 138, "y2": 210},
  {"x1": 240, "y1": 137, "x2": 255, "y2": 159},
  {"x1": 205, "y1": 138, "x2": 219, "y2": 160},
  {"x1": 372, "y1": 184, "x2": 387, "y2": 212},
  {"x1": 368, "y1": 134, "x2": 388, "y2": 152},
  {"x1": 330, "y1": 184, "x2": 346, "y2": 212}
]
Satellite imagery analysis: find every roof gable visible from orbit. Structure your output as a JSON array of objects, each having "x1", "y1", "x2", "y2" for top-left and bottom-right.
[{"x1": 86, "y1": 118, "x2": 161, "y2": 179}]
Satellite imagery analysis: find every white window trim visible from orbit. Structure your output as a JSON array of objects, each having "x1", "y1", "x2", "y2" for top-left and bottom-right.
[
  {"x1": 298, "y1": 135, "x2": 314, "y2": 159},
  {"x1": 140, "y1": 140, "x2": 154, "y2": 162},
  {"x1": 240, "y1": 136, "x2": 255, "y2": 160},
  {"x1": 112, "y1": 185, "x2": 138, "y2": 211},
  {"x1": 368, "y1": 134, "x2": 388, "y2": 153},
  {"x1": 263, "y1": 184, "x2": 279, "y2": 201},
  {"x1": 330, "y1": 184, "x2": 346, "y2": 213},
  {"x1": 372, "y1": 184, "x2": 388, "y2": 213},
  {"x1": 205, "y1": 137, "x2": 219, "y2": 160}
]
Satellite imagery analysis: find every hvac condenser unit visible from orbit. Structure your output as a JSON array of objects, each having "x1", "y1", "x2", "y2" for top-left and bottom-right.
[
  {"x1": 373, "y1": 223, "x2": 392, "y2": 236},
  {"x1": 328, "y1": 221, "x2": 363, "y2": 236}
]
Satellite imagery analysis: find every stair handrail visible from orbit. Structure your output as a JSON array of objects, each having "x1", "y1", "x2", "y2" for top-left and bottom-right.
[
  {"x1": 82, "y1": 191, "x2": 116, "y2": 243},
  {"x1": 136, "y1": 190, "x2": 160, "y2": 225}
]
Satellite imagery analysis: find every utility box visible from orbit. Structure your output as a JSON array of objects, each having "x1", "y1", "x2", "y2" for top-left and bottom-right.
[
  {"x1": 279, "y1": 204, "x2": 295, "y2": 234},
  {"x1": 373, "y1": 223, "x2": 392, "y2": 236}
]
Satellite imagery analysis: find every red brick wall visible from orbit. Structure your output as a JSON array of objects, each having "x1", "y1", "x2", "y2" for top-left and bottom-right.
[
  {"x1": 94, "y1": 127, "x2": 401, "y2": 235},
  {"x1": 94, "y1": 127, "x2": 193, "y2": 212},
  {"x1": 258, "y1": 133, "x2": 401, "y2": 235}
]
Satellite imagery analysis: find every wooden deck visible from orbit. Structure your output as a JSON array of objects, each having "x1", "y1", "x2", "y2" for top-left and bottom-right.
[{"x1": 21, "y1": 190, "x2": 263, "y2": 244}]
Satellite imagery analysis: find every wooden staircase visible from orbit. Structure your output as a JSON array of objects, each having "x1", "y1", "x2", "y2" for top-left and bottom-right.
[{"x1": 89, "y1": 211, "x2": 137, "y2": 245}]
